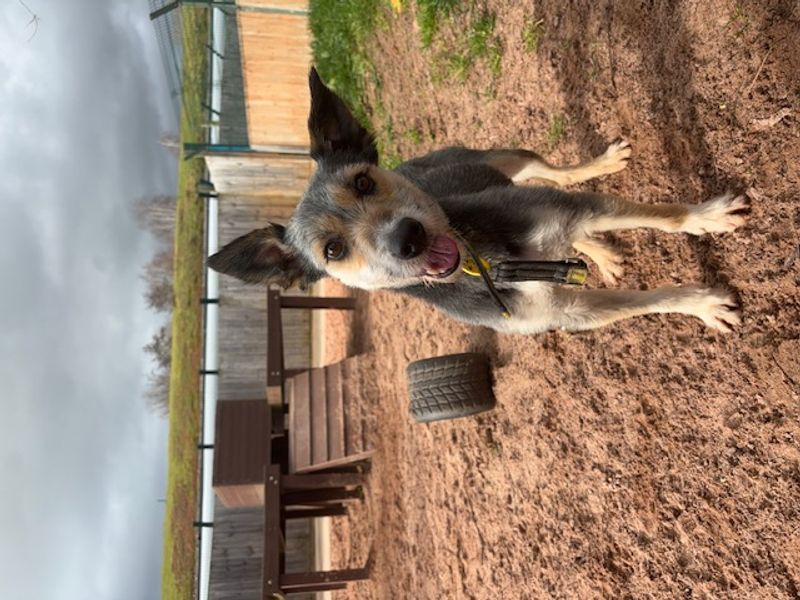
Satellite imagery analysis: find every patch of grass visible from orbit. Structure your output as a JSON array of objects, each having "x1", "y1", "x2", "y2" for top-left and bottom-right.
[
  {"x1": 444, "y1": 51, "x2": 473, "y2": 81},
  {"x1": 404, "y1": 127, "x2": 424, "y2": 145},
  {"x1": 309, "y1": 0, "x2": 381, "y2": 126},
  {"x1": 486, "y1": 42, "x2": 503, "y2": 79},
  {"x1": 522, "y1": 18, "x2": 544, "y2": 54},
  {"x1": 160, "y1": 7, "x2": 208, "y2": 600},
  {"x1": 310, "y1": 1, "x2": 405, "y2": 165},
  {"x1": 367, "y1": 94, "x2": 402, "y2": 168},
  {"x1": 546, "y1": 114, "x2": 566, "y2": 151},
  {"x1": 435, "y1": 11, "x2": 503, "y2": 83},
  {"x1": 416, "y1": 0, "x2": 460, "y2": 47}
]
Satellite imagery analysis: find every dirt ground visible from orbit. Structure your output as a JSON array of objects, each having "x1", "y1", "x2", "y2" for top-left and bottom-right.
[{"x1": 320, "y1": 2, "x2": 800, "y2": 598}]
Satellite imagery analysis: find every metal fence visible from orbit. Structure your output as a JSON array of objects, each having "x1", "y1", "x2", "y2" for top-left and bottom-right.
[
  {"x1": 149, "y1": 0, "x2": 184, "y2": 121},
  {"x1": 149, "y1": 0, "x2": 248, "y2": 144}
]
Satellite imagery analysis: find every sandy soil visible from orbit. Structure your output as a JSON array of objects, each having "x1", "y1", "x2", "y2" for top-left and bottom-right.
[{"x1": 322, "y1": 2, "x2": 800, "y2": 598}]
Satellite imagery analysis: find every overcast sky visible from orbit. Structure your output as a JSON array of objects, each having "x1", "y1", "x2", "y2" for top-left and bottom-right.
[{"x1": 0, "y1": 1, "x2": 177, "y2": 598}]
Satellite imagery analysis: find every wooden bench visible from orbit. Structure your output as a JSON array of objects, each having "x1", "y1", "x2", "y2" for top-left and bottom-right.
[{"x1": 286, "y1": 358, "x2": 373, "y2": 474}]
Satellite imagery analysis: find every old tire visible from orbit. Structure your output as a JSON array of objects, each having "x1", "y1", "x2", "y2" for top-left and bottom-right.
[{"x1": 407, "y1": 353, "x2": 496, "y2": 423}]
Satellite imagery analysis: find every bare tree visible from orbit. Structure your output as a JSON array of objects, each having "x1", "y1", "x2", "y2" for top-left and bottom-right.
[
  {"x1": 134, "y1": 194, "x2": 178, "y2": 415},
  {"x1": 144, "y1": 324, "x2": 172, "y2": 416},
  {"x1": 143, "y1": 249, "x2": 174, "y2": 312},
  {"x1": 132, "y1": 194, "x2": 177, "y2": 245},
  {"x1": 144, "y1": 367, "x2": 171, "y2": 416},
  {"x1": 160, "y1": 133, "x2": 181, "y2": 158}
]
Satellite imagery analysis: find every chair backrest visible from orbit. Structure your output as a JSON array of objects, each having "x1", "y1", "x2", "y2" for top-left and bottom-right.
[{"x1": 287, "y1": 359, "x2": 373, "y2": 474}]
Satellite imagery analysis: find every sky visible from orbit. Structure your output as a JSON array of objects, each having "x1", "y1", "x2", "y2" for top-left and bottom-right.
[{"x1": 0, "y1": 1, "x2": 178, "y2": 598}]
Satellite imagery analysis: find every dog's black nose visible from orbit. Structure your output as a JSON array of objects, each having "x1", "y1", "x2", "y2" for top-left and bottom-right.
[{"x1": 388, "y1": 218, "x2": 427, "y2": 259}]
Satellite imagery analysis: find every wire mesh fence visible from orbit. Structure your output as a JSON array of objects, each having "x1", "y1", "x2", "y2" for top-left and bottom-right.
[{"x1": 149, "y1": 0, "x2": 184, "y2": 121}]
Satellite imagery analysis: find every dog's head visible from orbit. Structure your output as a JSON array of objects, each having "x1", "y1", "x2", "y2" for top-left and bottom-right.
[{"x1": 208, "y1": 68, "x2": 462, "y2": 290}]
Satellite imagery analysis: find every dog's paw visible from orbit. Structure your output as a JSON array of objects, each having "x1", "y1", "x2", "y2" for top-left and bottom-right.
[
  {"x1": 599, "y1": 251, "x2": 625, "y2": 285},
  {"x1": 595, "y1": 138, "x2": 632, "y2": 175},
  {"x1": 689, "y1": 287, "x2": 742, "y2": 333},
  {"x1": 573, "y1": 238, "x2": 624, "y2": 284},
  {"x1": 683, "y1": 192, "x2": 749, "y2": 235}
]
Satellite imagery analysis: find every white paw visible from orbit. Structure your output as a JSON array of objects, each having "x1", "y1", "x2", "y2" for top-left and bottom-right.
[
  {"x1": 599, "y1": 252, "x2": 625, "y2": 285},
  {"x1": 691, "y1": 287, "x2": 742, "y2": 333},
  {"x1": 683, "y1": 192, "x2": 748, "y2": 235},
  {"x1": 595, "y1": 138, "x2": 632, "y2": 175},
  {"x1": 573, "y1": 238, "x2": 624, "y2": 284}
]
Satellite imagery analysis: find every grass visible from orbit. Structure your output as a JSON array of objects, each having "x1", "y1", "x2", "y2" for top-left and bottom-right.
[
  {"x1": 546, "y1": 114, "x2": 566, "y2": 151},
  {"x1": 160, "y1": 7, "x2": 208, "y2": 600},
  {"x1": 309, "y1": 0, "x2": 381, "y2": 127},
  {"x1": 310, "y1": 0, "x2": 408, "y2": 168},
  {"x1": 522, "y1": 18, "x2": 544, "y2": 54},
  {"x1": 309, "y1": 1, "x2": 503, "y2": 165},
  {"x1": 436, "y1": 11, "x2": 503, "y2": 83},
  {"x1": 404, "y1": 127, "x2": 424, "y2": 145},
  {"x1": 416, "y1": 0, "x2": 460, "y2": 47}
]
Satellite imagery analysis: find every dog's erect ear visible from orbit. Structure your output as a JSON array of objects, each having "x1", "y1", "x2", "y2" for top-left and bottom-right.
[
  {"x1": 208, "y1": 224, "x2": 323, "y2": 290},
  {"x1": 307, "y1": 66, "x2": 378, "y2": 164}
]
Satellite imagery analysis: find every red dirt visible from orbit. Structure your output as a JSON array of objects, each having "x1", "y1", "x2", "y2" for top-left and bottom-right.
[{"x1": 322, "y1": 2, "x2": 800, "y2": 598}]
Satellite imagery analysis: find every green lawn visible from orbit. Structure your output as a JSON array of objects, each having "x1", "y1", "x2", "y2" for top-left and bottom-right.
[
  {"x1": 160, "y1": 7, "x2": 208, "y2": 600},
  {"x1": 308, "y1": 1, "x2": 499, "y2": 165}
]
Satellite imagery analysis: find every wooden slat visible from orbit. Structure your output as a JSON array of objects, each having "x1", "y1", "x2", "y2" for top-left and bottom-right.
[
  {"x1": 292, "y1": 372, "x2": 311, "y2": 471},
  {"x1": 282, "y1": 472, "x2": 364, "y2": 490},
  {"x1": 310, "y1": 367, "x2": 328, "y2": 466},
  {"x1": 280, "y1": 568, "x2": 370, "y2": 592},
  {"x1": 280, "y1": 295, "x2": 356, "y2": 310},
  {"x1": 262, "y1": 465, "x2": 281, "y2": 597},
  {"x1": 282, "y1": 487, "x2": 362, "y2": 507},
  {"x1": 325, "y1": 363, "x2": 345, "y2": 460},
  {"x1": 267, "y1": 289, "x2": 284, "y2": 387},
  {"x1": 279, "y1": 582, "x2": 348, "y2": 593},
  {"x1": 285, "y1": 506, "x2": 348, "y2": 520},
  {"x1": 294, "y1": 450, "x2": 375, "y2": 474},
  {"x1": 341, "y1": 359, "x2": 356, "y2": 455},
  {"x1": 286, "y1": 378, "x2": 296, "y2": 473}
]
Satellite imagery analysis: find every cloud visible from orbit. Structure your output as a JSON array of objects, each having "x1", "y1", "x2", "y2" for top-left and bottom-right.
[{"x1": 0, "y1": 1, "x2": 178, "y2": 598}]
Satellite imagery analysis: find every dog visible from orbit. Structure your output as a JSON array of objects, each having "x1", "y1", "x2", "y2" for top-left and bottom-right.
[{"x1": 209, "y1": 67, "x2": 746, "y2": 334}]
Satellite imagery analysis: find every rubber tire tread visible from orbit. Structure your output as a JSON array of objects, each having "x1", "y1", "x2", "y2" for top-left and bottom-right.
[{"x1": 407, "y1": 353, "x2": 495, "y2": 423}]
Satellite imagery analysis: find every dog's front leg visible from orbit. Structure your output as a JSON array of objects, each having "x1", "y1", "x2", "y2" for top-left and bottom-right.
[{"x1": 488, "y1": 139, "x2": 632, "y2": 186}]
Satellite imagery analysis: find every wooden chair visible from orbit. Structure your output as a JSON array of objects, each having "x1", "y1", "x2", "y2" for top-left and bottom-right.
[
  {"x1": 212, "y1": 404, "x2": 371, "y2": 596},
  {"x1": 264, "y1": 465, "x2": 372, "y2": 598},
  {"x1": 286, "y1": 358, "x2": 374, "y2": 474}
]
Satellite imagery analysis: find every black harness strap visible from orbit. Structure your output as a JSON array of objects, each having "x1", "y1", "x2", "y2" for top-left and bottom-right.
[{"x1": 492, "y1": 258, "x2": 588, "y2": 285}]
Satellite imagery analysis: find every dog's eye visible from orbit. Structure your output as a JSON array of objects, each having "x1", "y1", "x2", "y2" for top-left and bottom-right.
[
  {"x1": 353, "y1": 173, "x2": 375, "y2": 195},
  {"x1": 324, "y1": 239, "x2": 346, "y2": 261}
]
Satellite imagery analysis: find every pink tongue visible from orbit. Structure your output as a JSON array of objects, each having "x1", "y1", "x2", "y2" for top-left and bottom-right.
[{"x1": 425, "y1": 235, "x2": 459, "y2": 273}]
